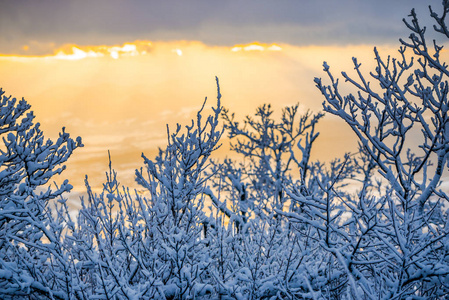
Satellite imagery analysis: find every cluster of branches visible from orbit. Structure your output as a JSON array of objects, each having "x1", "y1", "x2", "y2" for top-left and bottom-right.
[
  {"x1": 1, "y1": 2, "x2": 449, "y2": 299},
  {"x1": 0, "y1": 89, "x2": 83, "y2": 298}
]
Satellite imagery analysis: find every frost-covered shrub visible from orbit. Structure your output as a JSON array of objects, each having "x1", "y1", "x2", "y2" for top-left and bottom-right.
[
  {"x1": 309, "y1": 2, "x2": 449, "y2": 298},
  {"x1": 203, "y1": 103, "x2": 325, "y2": 299},
  {"x1": 0, "y1": 89, "x2": 82, "y2": 298},
  {"x1": 65, "y1": 78, "x2": 223, "y2": 299}
]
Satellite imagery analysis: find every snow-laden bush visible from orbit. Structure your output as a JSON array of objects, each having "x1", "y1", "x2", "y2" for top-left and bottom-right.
[
  {"x1": 310, "y1": 3, "x2": 449, "y2": 298},
  {"x1": 63, "y1": 78, "x2": 223, "y2": 299},
  {"x1": 0, "y1": 89, "x2": 82, "y2": 298}
]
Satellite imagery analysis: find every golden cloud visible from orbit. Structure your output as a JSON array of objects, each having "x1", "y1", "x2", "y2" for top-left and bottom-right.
[{"x1": 0, "y1": 41, "x2": 286, "y2": 61}]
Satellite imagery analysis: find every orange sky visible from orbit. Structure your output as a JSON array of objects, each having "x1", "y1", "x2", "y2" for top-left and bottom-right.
[{"x1": 0, "y1": 40, "x2": 405, "y2": 200}]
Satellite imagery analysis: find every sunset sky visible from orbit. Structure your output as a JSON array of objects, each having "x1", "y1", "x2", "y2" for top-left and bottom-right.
[{"x1": 0, "y1": 0, "x2": 438, "y2": 201}]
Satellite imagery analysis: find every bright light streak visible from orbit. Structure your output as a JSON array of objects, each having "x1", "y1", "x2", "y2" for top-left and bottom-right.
[
  {"x1": 267, "y1": 45, "x2": 282, "y2": 51},
  {"x1": 172, "y1": 48, "x2": 183, "y2": 56},
  {"x1": 231, "y1": 42, "x2": 282, "y2": 52},
  {"x1": 1, "y1": 41, "x2": 283, "y2": 61},
  {"x1": 110, "y1": 51, "x2": 119, "y2": 59},
  {"x1": 54, "y1": 47, "x2": 103, "y2": 60}
]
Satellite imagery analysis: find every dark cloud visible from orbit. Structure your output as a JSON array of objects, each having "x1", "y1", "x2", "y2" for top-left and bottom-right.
[{"x1": 0, "y1": 0, "x2": 439, "y2": 54}]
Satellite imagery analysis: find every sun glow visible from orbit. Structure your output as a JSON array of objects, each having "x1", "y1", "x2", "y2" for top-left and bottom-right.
[
  {"x1": 231, "y1": 42, "x2": 282, "y2": 52},
  {"x1": 172, "y1": 48, "x2": 183, "y2": 56},
  {"x1": 0, "y1": 41, "x2": 285, "y2": 61},
  {"x1": 0, "y1": 41, "x2": 153, "y2": 61},
  {"x1": 56, "y1": 43, "x2": 146, "y2": 60},
  {"x1": 55, "y1": 47, "x2": 104, "y2": 60}
]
